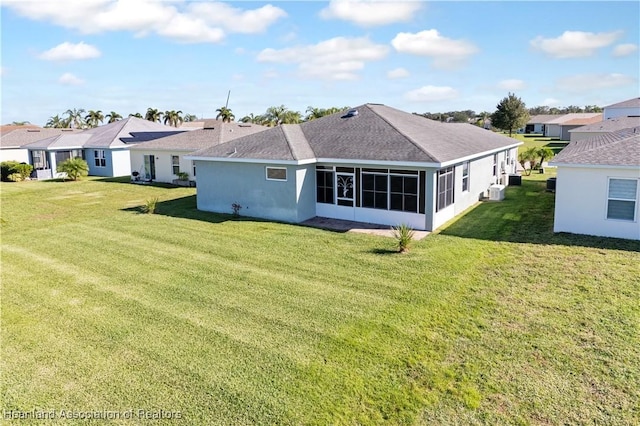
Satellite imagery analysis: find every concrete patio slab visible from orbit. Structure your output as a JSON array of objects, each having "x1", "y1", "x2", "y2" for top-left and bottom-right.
[{"x1": 301, "y1": 217, "x2": 429, "y2": 240}]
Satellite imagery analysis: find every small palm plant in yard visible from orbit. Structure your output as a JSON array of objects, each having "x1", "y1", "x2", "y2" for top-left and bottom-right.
[
  {"x1": 141, "y1": 197, "x2": 159, "y2": 214},
  {"x1": 56, "y1": 158, "x2": 89, "y2": 181},
  {"x1": 392, "y1": 223, "x2": 415, "y2": 253}
]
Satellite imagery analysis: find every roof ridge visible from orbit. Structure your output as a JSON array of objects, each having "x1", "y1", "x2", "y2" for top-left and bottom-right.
[
  {"x1": 366, "y1": 104, "x2": 437, "y2": 161},
  {"x1": 282, "y1": 124, "x2": 315, "y2": 160}
]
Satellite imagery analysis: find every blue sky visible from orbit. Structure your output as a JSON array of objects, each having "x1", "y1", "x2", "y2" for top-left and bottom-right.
[{"x1": 1, "y1": 1, "x2": 638, "y2": 126}]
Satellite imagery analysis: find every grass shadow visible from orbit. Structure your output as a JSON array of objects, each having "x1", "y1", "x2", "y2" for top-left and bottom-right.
[
  {"x1": 439, "y1": 179, "x2": 640, "y2": 252},
  {"x1": 95, "y1": 176, "x2": 186, "y2": 189},
  {"x1": 369, "y1": 248, "x2": 399, "y2": 255}
]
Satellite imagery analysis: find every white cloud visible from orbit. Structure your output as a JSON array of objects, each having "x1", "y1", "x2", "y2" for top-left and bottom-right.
[
  {"x1": 187, "y1": 2, "x2": 287, "y2": 34},
  {"x1": 542, "y1": 98, "x2": 561, "y2": 106},
  {"x1": 2, "y1": 0, "x2": 285, "y2": 44},
  {"x1": 405, "y1": 86, "x2": 459, "y2": 102},
  {"x1": 387, "y1": 67, "x2": 410, "y2": 79},
  {"x1": 391, "y1": 30, "x2": 478, "y2": 69},
  {"x1": 612, "y1": 43, "x2": 638, "y2": 57},
  {"x1": 319, "y1": 0, "x2": 421, "y2": 27},
  {"x1": 39, "y1": 42, "x2": 101, "y2": 61},
  {"x1": 530, "y1": 30, "x2": 622, "y2": 58},
  {"x1": 58, "y1": 72, "x2": 85, "y2": 86},
  {"x1": 257, "y1": 37, "x2": 389, "y2": 80},
  {"x1": 497, "y1": 79, "x2": 526, "y2": 91},
  {"x1": 555, "y1": 73, "x2": 636, "y2": 93}
]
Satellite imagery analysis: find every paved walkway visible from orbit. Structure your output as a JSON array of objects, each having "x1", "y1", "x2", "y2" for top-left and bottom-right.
[{"x1": 301, "y1": 217, "x2": 430, "y2": 240}]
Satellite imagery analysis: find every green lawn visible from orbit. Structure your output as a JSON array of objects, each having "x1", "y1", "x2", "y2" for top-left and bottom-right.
[
  {"x1": 1, "y1": 177, "x2": 639, "y2": 424},
  {"x1": 508, "y1": 133, "x2": 569, "y2": 155}
]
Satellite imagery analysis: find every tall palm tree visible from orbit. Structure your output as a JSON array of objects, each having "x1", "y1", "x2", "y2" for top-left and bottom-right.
[
  {"x1": 64, "y1": 108, "x2": 86, "y2": 129},
  {"x1": 304, "y1": 106, "x2": 349, "y2": 121},
  {"x1": 84, "y1": 110, "x2": 104, "y2": 128},
  {"x1": 215, "y1": 106, "x2": 235, "y2": 123},
  {"x1": 45, "y1": 115, "x2": 65, "y2": 128},
  {"x1": 163, "y1": 110, "x2": 183, "y2": 127},
  {"x1": 145, "y1": 108, "x2": 163, "y2": 123},
  {"x1": 129, "y1": 112, "x2": 143, "y2": 119},
  {"x1": 105, "y1": 111, "x2": 123, "y2": 123}
]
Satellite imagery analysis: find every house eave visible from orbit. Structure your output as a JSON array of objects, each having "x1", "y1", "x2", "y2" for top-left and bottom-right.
[
  {"x1": 439, "y1": 141, "x2": 523, "y2": 167},
  {"x1": 549, "y1": 161, "x2": 640, "y2": 170}
]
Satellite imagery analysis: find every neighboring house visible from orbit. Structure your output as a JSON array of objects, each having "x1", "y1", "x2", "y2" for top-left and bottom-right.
[
  {"x1": 129, "y1": 121, "x2": 267, "y2": 184},
  {"x1": 542, "y1": 113, "x2": 603, "y2": 140},
  {"x1": 524, "y1": 115, "x2": 559, "y2": 134},
  {"x1": 0, "y1": 127, "x2": 80, "y2": 164},
  {"x1": 568, "y1": 116, "x2": 640, "y2": 142},
  {"x1": 603, "y1": 97, "x2": 640, "y2": 120},
  {"x1": 21, "y1": 117, "x2": 182, "y2": 179},
  {"x1": 550, "y1": 127, "x2": 640, "y2": 240},
  {"x1": 186, "y1": 104, "x2": 522, "y2": 231}
]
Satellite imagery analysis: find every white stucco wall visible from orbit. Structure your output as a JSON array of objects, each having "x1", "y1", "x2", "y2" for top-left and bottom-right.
[
  {"x1": 0, "y1": 148, "x2": 29, "y2": 163},
  {"x1": 554, "y1": 166, "x2": 640, "y2": 240},
  {"x1": 111, "y1": 149, "x2": 132, "y2": 177},
  {"x1": 545, "y1": 124, "x2": 561, "y2": 138},
  {"x1": 604, "y1": 107, "x2": 640, "y2": 120},
  {"x1": 131, "y1": 150, "x2": 195, "y2": 183}
]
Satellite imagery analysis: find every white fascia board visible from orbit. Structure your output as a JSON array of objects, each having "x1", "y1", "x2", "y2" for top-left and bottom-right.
[
  {"x1": 185, "y1": 155, "x2": 315, "y2": 166},
  {"x1": 549, "y1": 162, "x2": 640, "y2": 171},
  {"x1": 439, "y1": 142, "x2": 523, "y2": 168},
  {"x1": 315, "y1": 158, "x2": 439, "y2": 168},
  {"x1": 45, "y1": 146, "x2": 85, "y2": 150}
]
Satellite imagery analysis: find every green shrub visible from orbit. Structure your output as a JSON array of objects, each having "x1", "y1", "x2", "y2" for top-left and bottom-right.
[
  {"x1": 57, "y1": 158, "x2": 89, "y2": 181},
  {"x1": 142, "y1": 197, "x2": 159, "y2": 214},
  {"x1": 1, "y1": 161, "x2": 32, "y2": 181},
  {"x1": 176, "y1": 171, "x2": 189, "y2": 181},
  {"x1": 391, "y1": 223, "x2": 415, "y2": 253}
]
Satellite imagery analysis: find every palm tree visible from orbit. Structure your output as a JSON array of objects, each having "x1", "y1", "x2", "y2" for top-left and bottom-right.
[
  {"x1": 11, "y1": 120, "x2": 31, "y2": 126},
  {"x1": 64, "y1": 108, "x2": 86, "y2": 129},
  {"x1": 163, "y1": 110, "x2": 183, "y2": 127},
  {"x1": 105, "y1": 111, "x2": 122, "y2": 123},
  {"x1": 84, "y1": 110, "x2": 104, "y2": 128},
  {"x1": 304, "y1": 106, "x2": 349, "y2": 121},
  {"x1": 215, "y1": 106, "x2": 235, "y2": 123},
  {"x1": 145, "y1": 108, "x2": 163, "y2": 123},
  {"x1": 183, "y1": 113, "x2": 198, "y2": 122},
  {"x1": 45, "y1": 115, "x2": 65, "y2": 128},
  {"x1": 129, "y1": 112, "x2": 143, "y2": 119}
]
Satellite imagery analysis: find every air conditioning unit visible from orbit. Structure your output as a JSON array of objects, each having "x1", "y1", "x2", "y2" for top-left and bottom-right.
[{"x1": 489, "y1": 184, "x2": 505, "y2": 201}]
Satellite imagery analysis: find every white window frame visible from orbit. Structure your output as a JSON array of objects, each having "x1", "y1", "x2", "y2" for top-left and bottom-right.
[
  {"x1": 94, "y1": 149, "x2": 106, "y2": 168},
  {"x1": 606, "y1": 177, "x2": 638, "y2": 222},
  {"x1": 266, "y1": 167, "x2": 287, "y2": 181},
  {"x1": 462, "y1": 161, "x2": 470, "y2": 192},
  {"x1": 492, "y1": 153, "x2": 498, "y2": 177},
  {"x1": 171, "y1": 155, "x2": 180, "y2": 175},
  {"x1": 192, "y1": 161, "x2": 196, "y2": 177}
]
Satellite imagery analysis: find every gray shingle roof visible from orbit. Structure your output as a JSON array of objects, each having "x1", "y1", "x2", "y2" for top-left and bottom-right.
[
  {"x1": 551, "y1": 127, "x2": 640, "y2": 167},
  {"x1": 544, "y1": 113, "x2": 602, "y2": 125},
  {"x1": 83, "y1": 116, "x2": 178, "y2": 148},
  {"x1": 130, "y1": 122, "x2": 266, "y2": 151},
  {"x1": 190, "y1": 104, "x2": 521, "y2": 165},
  {"x1": 21, "y1": 133, "x2": 93, "y2": 149},
  {"x1": 527, "y1": 114, "x2": 562, "y2": 124},
  {"x1": 569, "y1": 116, "x2": 640, "y2": 133},
  {"x1": 1, "y1": 128, "x2": 81, "y2": 149},
  {"x1": 604, "y1": 97, "x2": 640, "y2": 109}
]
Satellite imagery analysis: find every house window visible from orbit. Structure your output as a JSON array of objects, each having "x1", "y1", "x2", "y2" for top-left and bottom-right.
[
  {"x1": 361, "y1": 169, "x2": 418, "y2": 213},
  {"x1": 192, "y1": 161, "x2": 196, "y2": 177},
  {"x1": 172, "y1": 155, "x2": 180, "y2": 175},
  {"x1": 316, "y1": 167, "x2": 334, "y2": 204},
  {"x1": 607, "y1": 178, "x2": 638, "y2": 221},
  {"x1": 362, "y1": 172, "x2": 388, "y2": 209},
  {"x1": 266, "y1": 167, "x2": 287, "y2": 181},
  {"x1": 94, "y1": 150, "x2": 106, "y2": 167},
  {"x1": 390, "y1": 175, "x2": 418, "y2": 212},
  {"x1": 437, "y1": 167, "x2": 454, "y2": 211},
  {"x1": 492, "y1": 153, "x2": 498, "y2": 177},
  {"x1": 462, "y1": 161, "x2": 470, "y2": 192}
]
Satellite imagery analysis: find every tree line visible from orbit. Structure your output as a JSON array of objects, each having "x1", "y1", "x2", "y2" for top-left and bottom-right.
[{"x1": 44, "y1": 108, "x2": 199, "y2": 129}]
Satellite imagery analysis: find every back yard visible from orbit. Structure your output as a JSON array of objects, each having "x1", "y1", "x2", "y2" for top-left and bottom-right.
[{"x1": 1, "y1": 176, "x2": 638, "y2": 424}]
